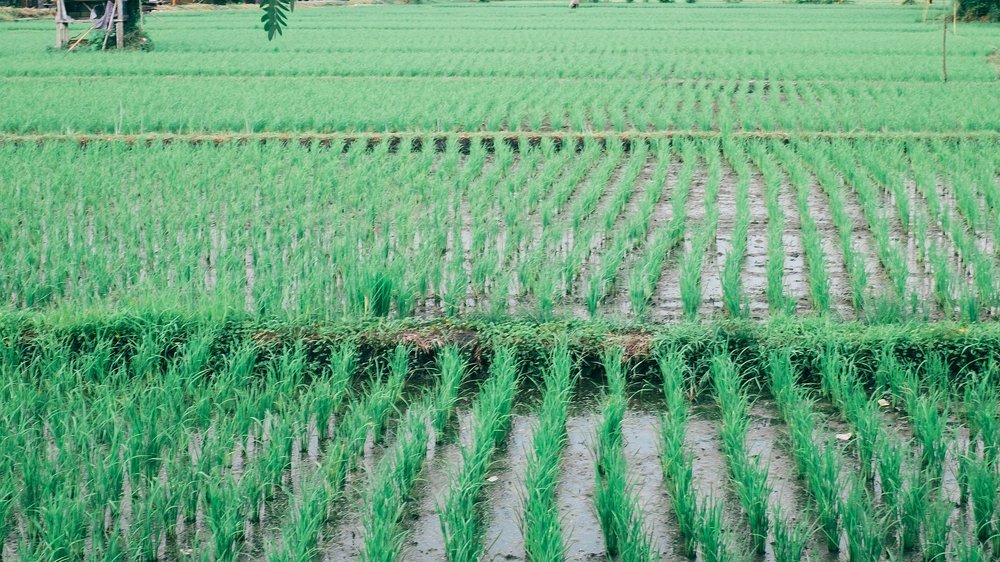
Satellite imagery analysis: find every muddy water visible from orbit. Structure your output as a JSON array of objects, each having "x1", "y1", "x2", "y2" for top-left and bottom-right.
[
  {"x1": 775, "y1": 174, "x2": 810, "y2": 313},
  {"x1": 653, "y1": 164, "x2": 707, "y2": 321},
  {"x1": 610, "y1": 155, "x2": 678, "y2": 316},
  {"x1": 701, "y1": 165, "x2": 737, "y2": 319},
  {"x1": 744, "y1": 169, "x2": 771, "y2": 318},
  {"x1": 621, "y1": 412, "x2": 680, "y2": 559},
  {"x1": 557, "y1": 415, "x2": 604, "y2": 561},
  {"x1": 400, "y1": 412, "x2": 471, "y2": 561},
  {"x1": 482, "y1": 413, "x2": 534, "y2": 562},
  {"x1": 804, "y1": 176, "x2": 854, "y2": 319}
]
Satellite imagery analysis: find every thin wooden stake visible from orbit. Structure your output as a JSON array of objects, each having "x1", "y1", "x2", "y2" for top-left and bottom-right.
[{"x1": 942, "y1": 13, "x2": 948, "y2": 82}]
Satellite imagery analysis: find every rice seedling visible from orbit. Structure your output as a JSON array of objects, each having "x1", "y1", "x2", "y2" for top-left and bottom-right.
[
  {"x1": 710, "y1": 352, "x2": 770, "y2": 554},
  {"x1": 899, "y1": 473, "x2": 926, "y2": 552},
  {"x1": 909, "y1": 391, "x2": 949, "y2": 481},
  {"x1": 841, "y1": 478, "x2": 885, "y2": 562},
  {"x1": 772, "y1": 505, "x2": 810, "y2": 562},
  {"x1": 522, "y1": 341, "x2": 575, "y2": 562},
  {"x1": 440, "y1": 348, "x2": 519, "y2": 562},
  {"x1": 967, "y1": 453, "x2": 997, "y2": 543},
  {"x1": 749, "y1": 144, "x2": 791, "y2": 314},
  {"x1": 432, "y1": 346, "x2": 467, "y2": 439},
  {"x1": 697, "y1": 495, "x2": 732, "y2": 562},
  {"x1": 922, "y1": 499, "x2": 952, "y2": 562},
  {"x1": 203, "y1": 470, "x2": 246, "y2": 562},
  {"x1": 359, "y1": 400, "x2": 432, "y2": 562},
  {"x1": 877, "y1": 436, "x2": 905, "y2": 514},
  {"x1": 964, "y1": 370, "x2": 1000, "y2": 466},
  {"x1": 679, "y1": 141, "x2": 721, "y2": 321},
  {"x1": 768, "y1": 350, "x2": 841, "y2": 552},
  {"x1": 659, "y1": 348, "x2": 698, "y2": 559},
  {"x1": 593, "y1": 346, "x2": 655, "y2": 560},
  {"x1": 720, "y1": 138, "x2": 751, "y2": 319}
]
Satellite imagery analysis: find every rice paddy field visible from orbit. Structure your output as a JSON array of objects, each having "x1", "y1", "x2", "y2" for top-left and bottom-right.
[{"x1": 1, "y1": 2, "x2": 1000, "y2": 561}]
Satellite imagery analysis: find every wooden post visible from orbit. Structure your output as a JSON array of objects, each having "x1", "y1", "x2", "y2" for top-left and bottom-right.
[
  {"x1": 115, "y1": 0, "x2": 124, "y2": 48},
  {"x1": 942, "y1": 12, "x2": 948, "y2": 82},
  {"x1": 55, "y1": 0, "x2": 69, "y2": 48}
]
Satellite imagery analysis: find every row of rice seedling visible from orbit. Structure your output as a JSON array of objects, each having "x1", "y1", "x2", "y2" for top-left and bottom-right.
[
  {"x1": 746, "y1": 142, "x2": 791, "y2": 314},
  {"x1": 358, "y1": 347, "x2": 466, "y2": 562},
  {"x1": 658, "y1": 350, "x2": 700, "y2": 559},
  {"x1": 719, "y1": 138, "x2": 752, "y2": 318},
  {"x1": 768, "y1": 351, "x2": 843, "y2": 553},
  {"x1": 678, "y1": 142, "x2": 721, "y2": 320},
  {"x1": 593, "y1": 347, "x2": 655, "y2": 560},
  {"x1": 439, "y1": 348, "x2": 519, "y2": 561},
  {"x1": 710, "y1": 353, "x2": 771, "y2": 555},
  {"x1": 3, "y1": 76, "x2": 999, "y2": 135},
  {"x1": 919, "y1": 141, "x2": 998, "y2": 312},
  {"x1": 582, "y1": 142, "x2": 651, "y2": 317},
  {"x1": 521, "y1": 342, "x2": 576, "y2": 561},
  {"x1": 269, "y1": 345, "x2": 406, "y2": 561},
  {"x1": 627, "y1": 140, "x2": 697, "y2": 317},
  {"x1": 659, "y1": 350, "x2": 742, "y2": 561},
  {"x1": 810, "y1": 140, "x2": 911, "y2": 302},
  {"x1": 775, "y1": 142, "x2": 832, "y2": 313},
  {"x1": 516, "y1": 142, "x2": 607, "y2": 318},
  {"x1": 550, "y1": 143, "x2": 626, "y2": 302},
  {"x1": 775, "y1": 141, "x2": 870, "y2": 311},
  {"x1": 585, "y1": 143, "x2": 672, "y2": 315}
]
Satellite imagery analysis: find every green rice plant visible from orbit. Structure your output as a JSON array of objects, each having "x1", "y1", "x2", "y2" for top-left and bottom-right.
[
  {"x1": 679, "y1": 141, "x2": 721, "y2": 321},
  {"x1": 909, "y1": 391, "x2": 948, "y2": 481},
  {"x1": 0, "y1": 475, "x2": 14, "y2": 554},
  {"x1": 922, "y1": 499, "x2": 951, "y2": 562},
  {"x1": 967, "y1": 453, "x2": 996, "y2": 543},
  {"x1": 964, "y1": 370, "x2": 1000, "y2": 466},
  {"x1": 267, "y1": 481, "x2": 329, "y2": 561},
  {"x1": 956, "y1": 536, "x2": 989, "y2": 562},
  {"x1": 40, "y1": 488, "x2": 88, "y2": 562},
  {"x1": 129, "y1": 479, "x2": 167, "y2": 562},
  {"x1": 899, "y1": 472, "x2": 926, "y2": 552},
  {"x1": 956, "y1": 443, "x2": 970, "y2": 507},
  {"x1": 877, "y1": 436, "x2": 904, "y2": 514},
  {"x1": 710, "y1": 352, "x2": 769, "y2": 554},
  {"x1": 841, "y1": 478, "x2": 885, "y2": 562},
  {"x1": 720, "y1": 138, "x2": 750, "y2": 318},
  {"x1": 593, "y1": 347, "x2": 655, "y2": 560},
  {"x1": 772, "y1": 505, "x2": 809, "y2": 562},
  {"x1": 522, "y1": 341, "x2": 575, "y2": 562},
  {"x1": 809, "y1": 443, "x2": 843, "y2": 554},
  {"x1": 432, "y1": 346, "x2": 466, "y2": 438},
  {"x1": 628, "y1": 140, "x2": 696, "y2": 318},
  {"x1": 440, "y1": 347, "x2": 519, "y2": 562},
  {"x1": 768, "y1": 350, "x2": 840, "y2": 552},
  {"x1": 775, "y1": 140, "x2": 831, "y2": 313},
  {"x1": 203, "y1": 470, "x2": 246, "y2": 562},
  {"x1": 359, "y1": 401, "x2": 432, "y2": 562},
  {"x1": 747, "y1": 143, "x2": 790, "y2": 314},
  {"x1": 658, "y1": 349, "x2": 697, "y2": 559},
  {"x1": 697, "y1": 495, "x2": 731, "y2": 562}
]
